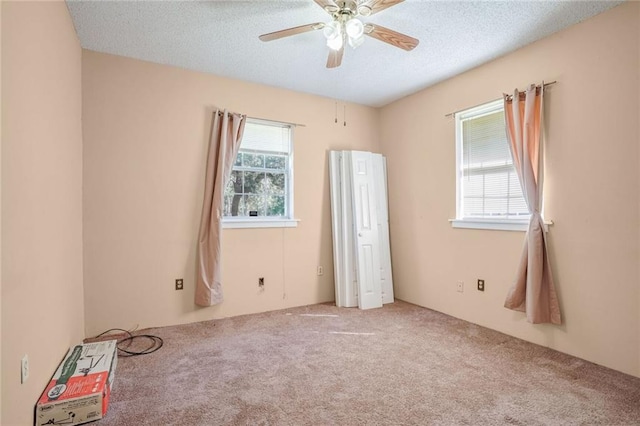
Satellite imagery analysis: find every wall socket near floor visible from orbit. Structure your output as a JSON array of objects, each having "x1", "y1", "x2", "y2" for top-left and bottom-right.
[
  {"x1": 317, "y1": 266, "x2": 324, "y2": 276},
  {"x1": 457, "y1": 281, "x2": 464, "y2": 293},
  {"x1": 21, "y1": 354, "x2": 29, "y2": 384},
  {"x1": 477, "y1": 279, "x2": 485, "y2": 292},
  {"x1": 175, "y1": 279, "x2": 184, "y2": 290}
]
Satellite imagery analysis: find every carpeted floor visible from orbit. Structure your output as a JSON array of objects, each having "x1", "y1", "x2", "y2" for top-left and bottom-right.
[{"x1": 98, "y1": 300, "x2": 640, "y2": 425}]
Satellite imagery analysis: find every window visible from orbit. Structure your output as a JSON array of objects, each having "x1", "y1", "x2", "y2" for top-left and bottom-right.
[
  {"x1": 452, "y1": 100, "x2": 529, "y2": 231},
  {"x1": 223, "y1": 118, "x2": 297, "y2": 228}
]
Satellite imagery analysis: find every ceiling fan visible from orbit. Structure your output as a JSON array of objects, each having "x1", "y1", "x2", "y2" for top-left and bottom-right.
[{"x1": 259, "y1": 0, "x2": 419, "y2": 68}]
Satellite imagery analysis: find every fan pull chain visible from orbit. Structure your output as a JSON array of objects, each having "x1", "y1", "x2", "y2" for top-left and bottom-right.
[
  {"x1": 344, "y1": 105, "x2": 347, "y2": 127},
  {"x1": 335, "y1": 101, "x2": 338, "y2": 124}
]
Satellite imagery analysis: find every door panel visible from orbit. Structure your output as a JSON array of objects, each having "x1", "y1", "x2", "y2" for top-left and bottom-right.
[
  {"x1": 329, "y1": 151, "x2": 358, "y2": 307},
  {"x1": 373, "y1": 154, "x2": 394, "y2": 304},
  {"x1": 343, "y1": 153, "x2": 358, "y2": 307},
  {"x1": 361, "y1": 244, "x2": 375, "y2": 295},
  {"x1": 358, "y1": 183, "x2": 371, "y2": 230},
  {"x1": 350, "y1": 151, "x2": 382, "y2": 310},
  {"x1": 329, "y1": 151, "x2": 345, "y2": 307}
]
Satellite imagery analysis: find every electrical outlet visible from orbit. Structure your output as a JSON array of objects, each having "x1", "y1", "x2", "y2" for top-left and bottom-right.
[
  {"x1": 457, "y1": 281, "x2": 464, "y2": 293},
  {"x1": 317, "y1": 266, "x2": 324, "y2": 276},
  {"x1": 258, "y1": 277, "x2": 264, "y2": 287},
  {"x1": 21, "y1": 355, "x2": 29, "y2": 384},
  {"x1": 477, "y1": 279, "x2": 485, "y2": 292},
  {"x1": 175, "y1": 279, "x2": 184, "y2": 290}
]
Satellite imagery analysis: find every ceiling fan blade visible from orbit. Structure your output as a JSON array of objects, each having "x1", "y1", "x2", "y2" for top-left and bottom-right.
[
  {"x1": 259, "y1": 23, "x2": 325, "y2": 42},
  {"x1": 364, "y1": 23, "x2": 419, "y2": 51},
  {"x1": 326, "y1": 45, "x2": 344, "y2": 68},
  {"x1": 358, "y1": 0, "x2": 404, "y2": 16},
  {"x1": 314, "y1": 0, "x2": 339, "y2": 14}
]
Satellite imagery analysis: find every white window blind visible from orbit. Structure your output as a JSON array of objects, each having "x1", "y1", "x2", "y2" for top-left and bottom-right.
[
  {"x1": 457, "y1": 100, "x2": 529, "y2": 220},
  {"x1": 240, "y1": 120, "x2": 291, "y2": 154}
]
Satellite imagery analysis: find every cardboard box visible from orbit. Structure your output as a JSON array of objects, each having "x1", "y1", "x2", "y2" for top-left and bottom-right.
[{"x1": 35, "y1": 340, "x2": 118, "y2": 426}]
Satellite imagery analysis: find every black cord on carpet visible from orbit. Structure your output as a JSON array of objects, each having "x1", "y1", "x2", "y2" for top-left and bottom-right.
[{"x1": 94, "y1": 328, "x2": 163, "y2": 357}]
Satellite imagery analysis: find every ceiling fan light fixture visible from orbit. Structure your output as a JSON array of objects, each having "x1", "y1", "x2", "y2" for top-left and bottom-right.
[
  {"x1": 323, "y1": 20, "x2": 343, "y2": 51},
  {"x1": 327, "y1": 34, "x2": 344, "y2": 51},
  {"x1": 348, "y1": 34, "x2": 364, "y2": 49},
  {"x1": 323, "y1": 20, "x2": 341, "y2": 41},
  {"x1": 345, "y1": 18, "x2": 364, "y2": 39}
]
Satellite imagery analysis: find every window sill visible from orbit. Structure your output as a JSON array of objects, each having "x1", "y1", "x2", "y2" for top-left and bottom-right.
[
  {"x1": 449, "y1": 218, "x2": 552, "y2": 232},
  {"x1": 222, "y1": 218, "x2": 300, "y2": 229}
]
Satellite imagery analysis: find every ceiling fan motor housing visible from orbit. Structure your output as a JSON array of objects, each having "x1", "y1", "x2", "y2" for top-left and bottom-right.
[{"x1": 325, "y1": 0, "x2": 371, "y2": 21}]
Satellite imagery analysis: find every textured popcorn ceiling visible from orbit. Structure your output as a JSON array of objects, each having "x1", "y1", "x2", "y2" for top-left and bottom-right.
[{"x1": 66, "y1": 0, "x2": 623, "y2": 107}]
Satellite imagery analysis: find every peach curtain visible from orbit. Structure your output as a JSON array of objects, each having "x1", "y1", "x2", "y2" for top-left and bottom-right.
[
  {"x1": 195, "y1": 110, "x2": 246, "y2": 307},
  {"x1": 503, "y1": 84, "x2": 561, "y2": 324}
]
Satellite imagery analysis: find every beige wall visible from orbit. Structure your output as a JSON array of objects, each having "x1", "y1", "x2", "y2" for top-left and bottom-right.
[
  {"x1": 1, "y1": 1, "x2": 85, "y2": 425},
  {"x1": 81, "y1": 51, "x2": 380, "y2": 336},
  {"x1": 380, "y1": 2, "x2": 639, "y2": 377},
  {"x1": 0, "y1": 0, "x2": 3, "y2": 419}
]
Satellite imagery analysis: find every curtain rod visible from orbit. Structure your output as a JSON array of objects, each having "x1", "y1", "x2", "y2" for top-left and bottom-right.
[
  {"x1": 216, "y1": 110, "x2": 306, "y2": 127},
  {"x1": 444, "y1": 81, "x2": 557, "y2": 118},
  {"x1": 248, "y1": 116, "x2": 306, "y2": 128}
]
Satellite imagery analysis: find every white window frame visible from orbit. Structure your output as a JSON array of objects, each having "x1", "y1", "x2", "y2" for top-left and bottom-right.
[
  {"x1": 222, "y1": 118, "x2": 299, "y2": 229},
  {"x1": 451, "y1": 99, "x2": 536, "y2": 232}
]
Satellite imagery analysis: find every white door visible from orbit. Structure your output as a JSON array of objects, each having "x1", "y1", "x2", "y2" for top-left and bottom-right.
[
  {"x1": 329, "y1": 151, "x2": 345, "y2": 307},
  {"x1": 350, "y1": 151, "x2": 383, "y2": 310},
  {"x1": 342, "y1": 153, "x2": 359, "y2": 307},
  {"x1": 329, "y1": 151, "x2": 358, "y2": 308},
  {"x1": 373, "y1": 155, "x2": 394, "y2": 304}
]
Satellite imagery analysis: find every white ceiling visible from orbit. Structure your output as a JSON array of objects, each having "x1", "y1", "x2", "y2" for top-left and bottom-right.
[{"x1": 66, "y1": 0, "x2": 623, "y2": 107}]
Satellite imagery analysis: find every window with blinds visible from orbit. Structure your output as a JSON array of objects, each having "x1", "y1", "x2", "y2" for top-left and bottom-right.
[
  {"x1": 456, "y1": 100, "x2": 529, "y2": 221},
  {"x1": 223, "y1": 119, "x2": 293, "y2": 219}
]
